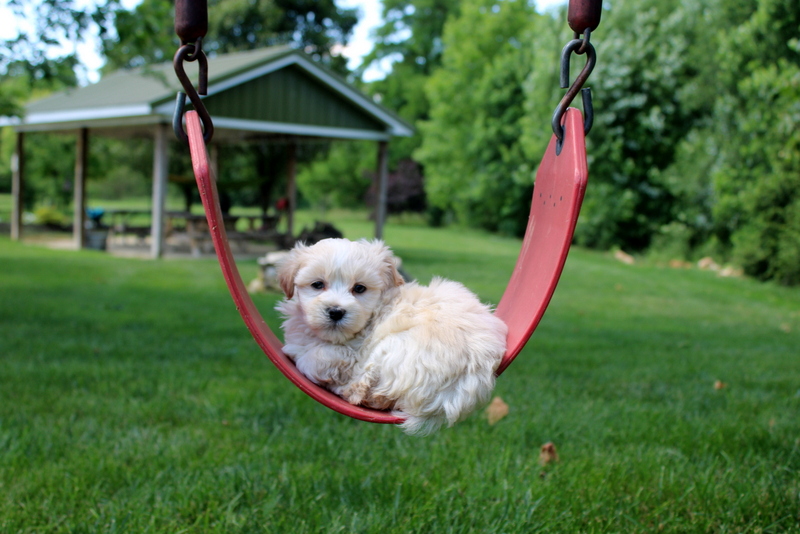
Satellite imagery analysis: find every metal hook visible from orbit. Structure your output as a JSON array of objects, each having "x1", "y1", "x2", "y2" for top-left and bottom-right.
[
  {"x1": 173, "y1": 40, "x2": 214, "y2": 144},
  {"x1": 552, "y1": 38, "x2": 596, "y2": 145},
  {"x1": 573, "y1": 27, "x2": 592, "y2": 55}
]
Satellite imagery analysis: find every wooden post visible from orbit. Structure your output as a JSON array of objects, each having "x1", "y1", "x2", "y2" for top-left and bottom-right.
[
  {"x1": 73, "y1": 128, "x2": 88, "y2": 250},
  {"x1": 151, "y1": 123, "x2": 169, "y2": 258},
  {"x1": 210, "y1": 142, "x2": 219, "y2": 180},
  {"x1": 286, "y1": 141, "x2": 297, "y2": 237},
  {"x1": 375, "y1": 140, "x2": 389, "y2": 240},
  {"x1": 10, "y1": 132, "x2": 24, "y2": 241}
]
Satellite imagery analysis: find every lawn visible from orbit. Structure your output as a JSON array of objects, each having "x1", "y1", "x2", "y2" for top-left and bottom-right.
[{"x1": 1, "y1": 216, "x2": 799, "y2": 533}]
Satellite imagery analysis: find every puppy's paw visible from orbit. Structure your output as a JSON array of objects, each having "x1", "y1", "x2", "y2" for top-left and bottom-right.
[{"x1": 339, "y1": 380, "x2": 371, "y2": 406}]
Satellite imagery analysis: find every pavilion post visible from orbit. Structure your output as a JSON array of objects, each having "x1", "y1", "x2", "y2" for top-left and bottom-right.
[
  {"x1": 73, "y1": 127, "x2": 88, "y2": 249},
  {"x1": 151, "y1": 123, "x2": 170, "y2": 258},
  {"x1": 210, "y1": 142, "x2": 219, "y2": 179},
  {"x1": 374, "y1": 140, "x2": 389, "y2": 240},
  {"x1": 10, "y1": 132, "x2": 24, "y2": 241},
  {"x1": 286, "y1": 141, "x2": 297, "y2": 237}
]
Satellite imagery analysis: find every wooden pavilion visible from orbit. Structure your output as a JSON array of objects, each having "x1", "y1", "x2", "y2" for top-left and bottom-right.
[{"x1": 2, "y1": 45, "x2": 413, "y2": 257}]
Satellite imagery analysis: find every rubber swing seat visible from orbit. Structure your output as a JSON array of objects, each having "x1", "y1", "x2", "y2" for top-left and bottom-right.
[{"x1": 184, "y1": 108, "x2": 588, "y2": 424}]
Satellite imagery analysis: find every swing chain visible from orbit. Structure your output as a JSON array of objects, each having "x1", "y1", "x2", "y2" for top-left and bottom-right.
[
  {"x1": 173, "y1": 0, "x2": 214, "y2": 144},
  {"x1": 552, "y1": 0, "x2": 602, "y2": 145}
]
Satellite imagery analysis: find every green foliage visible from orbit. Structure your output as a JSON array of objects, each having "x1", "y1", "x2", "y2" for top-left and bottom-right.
[
  {"x1": 20, "y1": 133, "x2": 77, "y2": 209},
  {"x1": 0, "y1": 0, "x2": 108, "y2": 81},
  {"x1": 101, "y1": 0, "x2": 176, "y2": 72},
  {"x1": 296, "y1": 142, "x2": 373, "y2": 212},
  {"x1": 713, "y1": 60, "x2": 800, "y2": 284},
  {"x1": 567, "y1": 0, "x2": 710, "y2": 250},
  {"x1": 417, "y1": 0, "x2": 537, "y2": 236},
  {"x1": 32, "y1": 204, "x2": 68, "y2": 227},
  {"x1": 102, "y1": 0, "x2": 358, "y2": 74},
  {"x1": 364, "y1": 0, "x2": 460, "y2": 77},
  {"x1": 714, "y1": 0, "x2": 800, "y2": 284},
  {"x1": 408, "y1": 0, "x2": 800, "y2": 285}
]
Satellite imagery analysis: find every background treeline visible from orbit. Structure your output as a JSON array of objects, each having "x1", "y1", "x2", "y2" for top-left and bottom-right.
[
  {"x1": 1, "y1": 0, "x2": 798, "y2": 285},
  {"x1": 358, "y1": 0, "x2": 800, "y2": 285}
]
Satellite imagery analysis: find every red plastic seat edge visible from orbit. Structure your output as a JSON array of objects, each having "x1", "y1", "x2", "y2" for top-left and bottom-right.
[
  {"x1": 494, "y1": 108, "x2": 588, "y2": 375},
  {"x1": 184, "y1": 111, "x2": 405, "y2": 424}
]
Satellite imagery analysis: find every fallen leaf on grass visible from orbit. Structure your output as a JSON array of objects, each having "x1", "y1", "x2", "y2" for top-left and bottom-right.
[
  {"x1": 485, "y1": 396, "x2": 509, "y2": 425},
  {"x1": 714, "y1": 380, "x2": 727, "y2": 390},
  {"x1": 698, "y1": 257, "x2": 720, "y2": 271},
  {"x1": 539, "y1": 442, "x2": 559, "y2": 466},
  {"x1": 614, "y1": 250, "x2": 635, "y2": 265},
  {"x1": 669, "y1": 259, "x2": 692, "y2": 269}
]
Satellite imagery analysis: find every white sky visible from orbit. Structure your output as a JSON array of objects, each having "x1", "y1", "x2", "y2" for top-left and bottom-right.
[{"x1": 0, "y1": 0, "x2": 567, "y2": 84}]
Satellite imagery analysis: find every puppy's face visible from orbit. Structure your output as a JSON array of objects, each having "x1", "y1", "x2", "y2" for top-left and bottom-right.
[{"x1": 278, "y1": 239, "x2": 404, "y2": 343}]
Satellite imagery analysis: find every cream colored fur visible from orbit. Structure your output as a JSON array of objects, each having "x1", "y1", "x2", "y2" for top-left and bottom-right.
[{"x1": 276, "y1": 238, "x2": 508, "y2": 436}]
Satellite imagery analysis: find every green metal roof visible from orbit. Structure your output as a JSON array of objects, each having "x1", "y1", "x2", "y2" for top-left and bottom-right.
[{"x1": 4, "y1": 46, "x2": 413, "y2": 141}]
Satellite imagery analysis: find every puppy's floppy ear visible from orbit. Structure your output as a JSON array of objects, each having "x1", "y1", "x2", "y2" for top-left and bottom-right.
[
  {"x1": 276, "y1": 243, "x2": 308, "y2": 299},
  {"x1": 365, "y1": 239, "x2": 405, "y2": 288},
  {"x1": 386, "y1": 255, "x2": 405, "y2": 287}
]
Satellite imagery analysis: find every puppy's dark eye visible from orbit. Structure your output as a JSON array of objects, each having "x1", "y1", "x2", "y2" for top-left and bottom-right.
[
  {"x1": 311, "y1": 281, "x2": 325, "y2": 290},
  {"x1": 352, "y1": 284, "x2": 367, "y2": 294}
]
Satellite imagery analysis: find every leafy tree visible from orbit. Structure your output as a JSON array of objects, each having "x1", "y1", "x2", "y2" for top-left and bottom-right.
[
  {"x1": 103, "y1": 0, "x2": 358, "y2": 73},
  {"x1": 362, "y1": 0, "x2": 459, "y2": 165},
  {"x1": 0, "y1": 0, "x2": 117, "y2": 113},
  {"x1": 296, "y1": 141, "x2": 373, "y2": 213},
  {"x1": 270, "y1": 0, "x2": 455, "y2": 224},
  {"x1": 363, "y1": 0, "x2": 459, "y2": 78},
  {"x1": 706, "y1": 0, "x2": 800, "y2": 283},
  {"x1": 0, "y1": 1, "x2": 117, "y2": 209},
  {"x1": 416, "y1": 0, "x2": 538, "y2": 235},
  {"x1": 101, "y1": 0, "x2": 176, "y2": 72},
  {"x1": 558, "y1": 0, "x2": 712, "y2": 251}
]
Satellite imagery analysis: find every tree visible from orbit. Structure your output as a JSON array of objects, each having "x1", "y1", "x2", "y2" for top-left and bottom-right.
[
  {"x1": 0, "y1": 0, "x2": 118, "y2": 113},
  {"x1": 101, "y1": 0, "x2": 176, "y2": 72},
  {"x1": 558, "y1": 0, "x2": 712, "y2": 251},
  {"x1": 361, "y1": 0, "x2": 460, "y2": 169},
  {"x1": 363, "y1": 0, "x2": 460, "y2": 78},
  {"x1": 706, "y1": 0, "x2": 800, "y2": 283},
  {"x1": 296, "y1": 141, "x2": 373, "y2": 213},
  {"x1": 102, "y1": 0, "x2": 358, "y2": 73},
  {"x1": 416, "y1": 0, "x2": 538, "y2": 235}
]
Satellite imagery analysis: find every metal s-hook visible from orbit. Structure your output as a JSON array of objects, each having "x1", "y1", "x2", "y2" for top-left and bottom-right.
[
  {"x1": 173, "y1": 39, "x2": 214, "y2": 144},
  {"x1": 551, "y1": 37, "x2": 596, "y2": 149}
]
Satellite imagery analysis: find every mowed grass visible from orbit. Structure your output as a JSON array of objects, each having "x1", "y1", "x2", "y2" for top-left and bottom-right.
[{"x1": 1, "y1": 215, "x2": 799, "y2": 533}]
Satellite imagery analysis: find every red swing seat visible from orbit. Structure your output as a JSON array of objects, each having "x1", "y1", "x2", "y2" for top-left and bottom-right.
[{"x1": 184, "y1": 107, "x2": 588, "y2": 424}]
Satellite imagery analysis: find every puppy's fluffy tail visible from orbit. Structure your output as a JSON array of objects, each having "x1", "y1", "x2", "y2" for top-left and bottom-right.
[{"x1": 394, "y1": 412, "x2": 446, "y2": 437}]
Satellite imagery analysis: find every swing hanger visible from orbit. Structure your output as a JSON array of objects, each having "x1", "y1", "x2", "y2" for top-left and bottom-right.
[
  {"x1": 173, "y1": 0, "x2": 214, "y2": 144},
  {"x1": 551, "y1": 35, "x2": 595, "y2": 147},
  {"x1": 552, "y1": 0, "x2": 603, "y2": 146}
]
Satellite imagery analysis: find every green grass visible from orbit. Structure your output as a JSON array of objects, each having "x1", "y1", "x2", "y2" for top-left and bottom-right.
[{"x1": 1, "y1": 215, "x2": 799, "y2": 533}]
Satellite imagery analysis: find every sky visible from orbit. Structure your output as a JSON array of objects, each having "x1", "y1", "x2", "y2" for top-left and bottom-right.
[{"x1": 0, "y1": 0, "x2": 567, "y2": 84}]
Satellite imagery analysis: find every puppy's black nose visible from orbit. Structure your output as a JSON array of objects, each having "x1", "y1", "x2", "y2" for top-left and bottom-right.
[{"x1": 328, "y1": 307, "x2": 346, "y2": 322}]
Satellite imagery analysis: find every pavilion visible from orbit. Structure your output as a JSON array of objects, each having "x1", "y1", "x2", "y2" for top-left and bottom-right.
[{"x1": 2, "y1": 45, "x2": 413, "y2": 257}]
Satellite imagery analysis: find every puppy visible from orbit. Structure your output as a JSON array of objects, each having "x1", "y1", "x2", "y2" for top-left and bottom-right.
[{"x1": 276, "y1": 238, "x2": 508, "y2": 435}]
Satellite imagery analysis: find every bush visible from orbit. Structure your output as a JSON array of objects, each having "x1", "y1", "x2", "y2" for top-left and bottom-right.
[{"x1": 33, "y1": 205, "x2": 68, "y2": 228}]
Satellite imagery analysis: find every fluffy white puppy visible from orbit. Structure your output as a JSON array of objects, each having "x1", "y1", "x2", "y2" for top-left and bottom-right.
[{"x1": 276, "y1": 238, "x2": 508, "y2": 435}]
